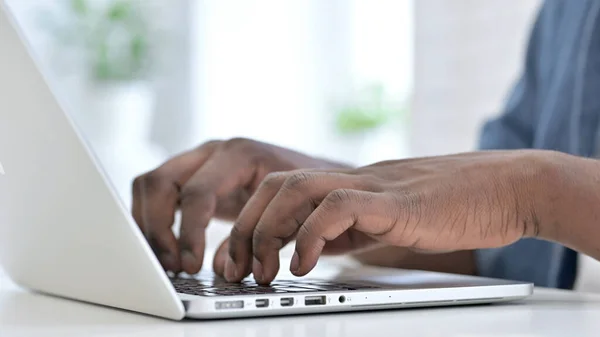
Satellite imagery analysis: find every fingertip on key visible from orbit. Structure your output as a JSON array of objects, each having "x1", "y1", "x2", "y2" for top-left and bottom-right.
[
  {"x1": 224, "y1": 255, "x2": 238, "y2": 282},
  {"x1": 212, "y1": 251, "x2": 227, "y2": 276},
  {"x1": 252, "y1": 257, "x2": 264, "y2": 284},
  {"x1": 162, "y1": 252, "x2": 182, "y2": 272},
  {"x1": 290, "y1": 251, "x2": 300, "y2": 274},
  {"x1": 181, "y1": 250, "x2": 199, "y2": 274}
]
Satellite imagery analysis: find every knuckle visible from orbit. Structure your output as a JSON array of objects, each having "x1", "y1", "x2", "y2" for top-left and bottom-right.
[
  {"x1": 251, "y1": 227, "x2": 268, "y2": 255},
  {"x1": 326, "y1": 189, "x2": 353, "y2": 205},
  {"x1": 282, "y1": 172, "x2": 314, "y2": 192},
  {"x1": 132, "y1": 175, "x2": 144, "y2": 193},
  {"x1": 223, "y1": 137, "x2": 253, "y2": 150},
  {"x1": 179, "y1": 184, "x2": 214, "y2": 207},
  {"x1": 194, "y1": 139, "x2": 223, "y2": 154},
  {"x1": 200, "y1": 139, "x2": 222, "y2": 148},
  {"x1": 260, "y1": 172, "x2": 287, "y2": 190},
  {"x1": 227, "y1": 229, "x2": 245, "y2": 258},
  {"x1": 194, "y1": 139, "x2": 222, "y2": 152},
  {"x1": 360, "y1": 191, "x2": 376, "y2": 205},
  {"x1": 295, "y1": 224, "x2": 312, "y2": 241},
  {"x1": 136, "y1": 170, "x2": 166, "y2": 193},
  {"x1": 361, "y1": 175, "x2": 385, "y2": 193},
  {"x1": 252, "y1": 224, "x2": 281, "y2": 253},
  {"x1": 229, "y1": 224, "x2": 247, "y2": 242}
]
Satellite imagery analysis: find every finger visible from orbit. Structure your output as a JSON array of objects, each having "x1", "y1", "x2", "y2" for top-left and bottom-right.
[
  {"x1": 132, "y1": 175, "x2": 145, "y2": 232},
  {"x1": 292, "y1": 189, "x2": 386, "y2": 276},
  {"x1": 131, "y1": 142, "x2": 220, "y2": 272},
  {"x1": 225, "y1": 172, "x2": 290, "y2": 282},
  {"x1": 135, "y1": 176, "x2": 181, "y2": 272},
  {"x1": 250, "y1": 172, "x2": 367, "y2": 284},
  {"x1": 212, "y1": 237, "x2": 230, "y2": 277},
  {"x1": 179, "y1": 152, "x2": 255, "y2": 274},
  {"x1": 132, "y1": 148, "x2": 208, "y2": 233}
]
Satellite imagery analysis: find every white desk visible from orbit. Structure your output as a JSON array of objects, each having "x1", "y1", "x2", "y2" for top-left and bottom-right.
[{"x1": 2, "y1": 267, "x2": 600, "y2": 337}]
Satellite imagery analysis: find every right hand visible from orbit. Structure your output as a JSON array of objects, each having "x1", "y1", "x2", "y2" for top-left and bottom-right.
[{"x1": 131, "y1": 138, "x2": 347, "y2": 275}]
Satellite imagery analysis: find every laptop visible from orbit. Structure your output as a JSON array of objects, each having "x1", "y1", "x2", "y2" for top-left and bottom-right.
[{"x1": 0, "y1": 2, "x2": 532, "y2": 320}]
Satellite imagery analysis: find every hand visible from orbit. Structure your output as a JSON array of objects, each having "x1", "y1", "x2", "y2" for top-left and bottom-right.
[
  {"x1": 224, "y1": 150, "x2": 560, "y2": 284},
  {"x1": 131, "y1": 138, "x2": 348, "y2": 274}
]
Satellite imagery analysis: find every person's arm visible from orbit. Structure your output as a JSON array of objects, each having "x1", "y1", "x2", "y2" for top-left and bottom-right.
[{"x1": 221, "y1": 149, "x2": 600, "y2": 284}]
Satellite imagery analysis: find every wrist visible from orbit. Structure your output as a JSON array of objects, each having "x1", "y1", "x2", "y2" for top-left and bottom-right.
[{"x1": 532, "y1": 151, "x2": 600, "y2": 258}]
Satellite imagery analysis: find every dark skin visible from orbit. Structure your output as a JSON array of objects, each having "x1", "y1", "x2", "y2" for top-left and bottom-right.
[
  {"x1": 131, "y1": 138, "x2": 349, "y2": 274},
  {"x1": 132, "y1": 138, "x2": 600, "y2": 284}
]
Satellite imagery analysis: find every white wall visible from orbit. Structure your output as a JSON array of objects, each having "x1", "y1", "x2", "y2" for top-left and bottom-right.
[
  {"x1": 411, "y1": 0, "x2": 542, "y2": 156},
  {"x1": 189, "y1": 0, "x2": 414, "y2": 165}
]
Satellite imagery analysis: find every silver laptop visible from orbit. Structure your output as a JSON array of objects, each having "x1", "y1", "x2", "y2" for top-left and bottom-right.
[{"x1": 0, "y1": 2, "x2": 532, "y2": 320}]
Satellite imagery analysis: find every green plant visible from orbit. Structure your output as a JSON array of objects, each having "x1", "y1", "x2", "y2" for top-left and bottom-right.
[
  {"x1": 40, "y1": 0, "x2": 154, "y2": 81},
  {"x1": 334, "y1": 83, "x2": 408, "y2": 135}
]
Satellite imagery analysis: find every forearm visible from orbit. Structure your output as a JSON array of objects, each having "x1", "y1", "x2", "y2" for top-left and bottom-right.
[
  {"x1": 352, "y1": 247, "x2": 477, "y2": 276},
  {"x1": 536, "y1": 152, "x2": 600, "y2": 260}
]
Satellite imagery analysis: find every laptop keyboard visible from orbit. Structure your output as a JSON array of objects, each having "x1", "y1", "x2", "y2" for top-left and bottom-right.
[{"x1": 170, "y1": 273, "x2": 380, "y2": 297}]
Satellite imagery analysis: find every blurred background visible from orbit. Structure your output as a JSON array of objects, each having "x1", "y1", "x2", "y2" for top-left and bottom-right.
[{"x1": 4, "y1": 0, "x2": 540, "y2": 255}]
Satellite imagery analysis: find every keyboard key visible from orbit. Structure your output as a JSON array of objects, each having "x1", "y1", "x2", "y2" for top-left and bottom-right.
[{"x1": 171, "y1": 275, "x2": 381, "y2": 297}]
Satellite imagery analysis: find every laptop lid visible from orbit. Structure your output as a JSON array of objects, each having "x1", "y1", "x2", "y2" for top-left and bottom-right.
[{"x1": 0, "y1": 2, "x2": 185, "y2": 320}]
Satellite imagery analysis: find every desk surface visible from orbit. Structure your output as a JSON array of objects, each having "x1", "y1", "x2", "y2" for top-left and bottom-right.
[{"x1": 2, "y1": 266, "x2": 600, "y2": 337}]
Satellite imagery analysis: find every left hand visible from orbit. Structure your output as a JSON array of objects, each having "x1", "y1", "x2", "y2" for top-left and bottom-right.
[{"x1": 223, "y1": 150, "x2": 558, "y2": 284}]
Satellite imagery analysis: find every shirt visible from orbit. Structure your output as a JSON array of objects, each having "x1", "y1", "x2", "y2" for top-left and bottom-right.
[{"x1": 475, "y1": 0, "x2": 600, "y2": 289}]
